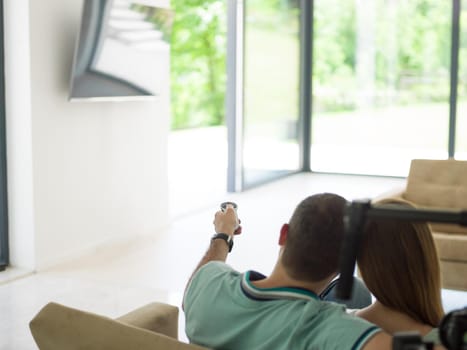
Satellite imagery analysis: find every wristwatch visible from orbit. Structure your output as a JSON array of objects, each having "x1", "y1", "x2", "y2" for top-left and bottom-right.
[{"x1": 211, "y1": 233, "x2": 234, "y2": 252}]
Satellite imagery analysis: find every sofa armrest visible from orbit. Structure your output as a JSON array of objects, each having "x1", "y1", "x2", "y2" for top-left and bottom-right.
[
  {"x1": 116, "y1": 302, "x2": 178, "y2": 338},
  {"x1": 30, "y1": 302, "x2": 208, "y2": 350}
]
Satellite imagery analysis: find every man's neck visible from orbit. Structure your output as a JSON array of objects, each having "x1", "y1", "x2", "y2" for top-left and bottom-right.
[{"x1": 250, "y1": 262, "x2": 331, "y2": 296}]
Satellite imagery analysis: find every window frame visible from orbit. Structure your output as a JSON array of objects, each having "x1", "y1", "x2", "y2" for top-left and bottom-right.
[{"x1": 0, "y1": 0, "x2": 9, "y2": 271}]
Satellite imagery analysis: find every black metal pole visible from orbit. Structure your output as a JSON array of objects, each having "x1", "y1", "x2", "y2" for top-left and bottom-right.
[
  {"x1": 366, "y1": 206, "x2": 467, "y2": 226},
  {"x1": 337, "y1": 200, "x2": 371, "y2": 300}
]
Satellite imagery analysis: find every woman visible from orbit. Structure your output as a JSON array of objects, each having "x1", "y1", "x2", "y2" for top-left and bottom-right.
[{"x1": 356, "y1": 198, "x2": 444, "y2": 344}]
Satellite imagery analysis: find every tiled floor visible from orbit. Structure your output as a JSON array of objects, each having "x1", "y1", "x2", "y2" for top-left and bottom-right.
[{"x1": 1, "y1": 173, "x2": 466, "y2": 349}]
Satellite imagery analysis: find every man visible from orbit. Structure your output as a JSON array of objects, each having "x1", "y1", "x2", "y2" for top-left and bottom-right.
[{"x1": 183, "y1": 193, "x2": 392, "y2": 349}]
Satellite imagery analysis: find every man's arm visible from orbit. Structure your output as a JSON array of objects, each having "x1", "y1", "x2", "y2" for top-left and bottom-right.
[{"x1": 182, "y1": 205, "x2": 239, "y2": 310}]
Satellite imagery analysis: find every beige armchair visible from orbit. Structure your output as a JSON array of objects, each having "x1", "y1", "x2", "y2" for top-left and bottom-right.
[
  {"x1": 377, "y1": 158, "x2": 467, "y2": 291},
  {"x1": 30, "y1": 301, "x2": 208, "y2": 350}
]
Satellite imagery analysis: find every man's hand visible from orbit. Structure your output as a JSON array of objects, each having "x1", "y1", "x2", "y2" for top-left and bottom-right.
[{"x1": 214, "y1": 205, "x2": 241, "y2": 235}]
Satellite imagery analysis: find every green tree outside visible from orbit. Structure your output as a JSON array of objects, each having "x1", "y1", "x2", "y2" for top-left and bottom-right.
[
  {"x1": 170, "y1": 0, "x2": 227, "y2": 129},
  {"x1": 169, "y1": 0, "x2": 464, "y2": 128}
]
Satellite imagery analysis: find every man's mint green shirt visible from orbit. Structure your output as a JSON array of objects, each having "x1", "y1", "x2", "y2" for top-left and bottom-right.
[{"x1": 184, "y1": 261, "x2": 380, "y2": 350}]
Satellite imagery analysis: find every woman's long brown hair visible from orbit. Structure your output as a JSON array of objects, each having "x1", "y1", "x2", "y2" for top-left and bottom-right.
[{"x1": 357, "y1": 199, "x2": 444, "y2": 327}]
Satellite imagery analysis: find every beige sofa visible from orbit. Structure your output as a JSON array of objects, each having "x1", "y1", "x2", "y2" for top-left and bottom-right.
[
  {"x1": 379, "y1": 158, "x2": 467, "y2": 291},
  {"x1": 30, "y1": 301, "x2": 208, "y2": 350}
]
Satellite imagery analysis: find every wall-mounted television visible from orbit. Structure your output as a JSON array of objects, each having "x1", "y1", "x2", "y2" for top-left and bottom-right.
[{"x1": 69, "y1": 0, "x2": 174, "y2": 101}]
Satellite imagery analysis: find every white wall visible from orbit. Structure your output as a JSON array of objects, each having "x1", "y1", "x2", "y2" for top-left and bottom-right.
[
  {"x1": 5, "y1": 0, "x2": 170, "y2": 270},
  {"x1": 4, "y1": 0, "x2": 35, "y2": 270}
]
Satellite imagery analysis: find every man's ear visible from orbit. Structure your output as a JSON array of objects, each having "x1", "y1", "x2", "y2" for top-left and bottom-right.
[{"x1": 279, "y1": 224, "x2": 289, "y2": 246}]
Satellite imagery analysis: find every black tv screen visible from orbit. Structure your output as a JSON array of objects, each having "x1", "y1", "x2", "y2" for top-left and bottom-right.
[{"x1": 69, "y1": 0, "x2": 174, "y2": 101}]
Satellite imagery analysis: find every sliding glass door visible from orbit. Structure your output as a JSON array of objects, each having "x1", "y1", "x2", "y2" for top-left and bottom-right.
[
  {"x1": 227, "y1": 0, "x2": 301, "y2": 191},
  {"x1": 227, "y1": 0, "x2": 465, "y2": 190},
  {"x1": 0, "y1": 0, "x2": 8, "y2": 271},
  {"x1": 310, "y1": 0, "x2": 452, "y2": 176}
]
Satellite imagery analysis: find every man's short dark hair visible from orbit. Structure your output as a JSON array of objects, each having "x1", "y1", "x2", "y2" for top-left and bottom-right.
[{"x1": 281, "y1": 193, "x2": 347, "y2": 282}]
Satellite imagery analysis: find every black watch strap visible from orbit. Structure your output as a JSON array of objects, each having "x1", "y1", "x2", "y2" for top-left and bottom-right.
[{"x1": 211, "y1": 233, "x2": 233, "y2": 252}]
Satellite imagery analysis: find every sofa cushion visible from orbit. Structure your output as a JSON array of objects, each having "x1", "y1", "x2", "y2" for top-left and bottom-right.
[
  {"x1": 405, "y1": 159, "x2": 467, "y2": 207},
  {"x1": 406, "y1": 159, "x2": 467, "y2": 187},
  {"x1": 30, "y1": 302, "x2": 207, "y2": 350},
  {"x1": 439, "y1": 260, "x2": 467, "y2": 291},
  {"x1": 432, "y1": 233, "x2": 467, "y2": 262},
  {"x1": 403, "y1": 159, "x2": 467, "y2": 235}
]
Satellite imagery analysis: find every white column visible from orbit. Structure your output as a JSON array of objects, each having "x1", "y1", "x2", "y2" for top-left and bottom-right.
[{"x1": 4, "y1": 0, "x2": 36, "y2": 270}]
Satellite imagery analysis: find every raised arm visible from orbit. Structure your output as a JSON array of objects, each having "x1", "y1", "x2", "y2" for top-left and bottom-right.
[{"x1": 182, "y1": 205, "x2": 240, "y2": 310}]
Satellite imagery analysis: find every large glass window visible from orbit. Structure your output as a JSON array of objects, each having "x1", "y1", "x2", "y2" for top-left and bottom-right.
[
  {"x1": 168, "y1": 0, "x2": 228, "y2": 215},
  {"x1": 241, "y1": 0, "x2": 301, "y2": 188},
  {"x1": 170, "y1": 0, "x2": 465, "y2": 196},
  {"x1": 310, "y1": 0, "x2": 452, "y2": 176},
  {"x1": 456, "y1": 1, "x2": 467, "y2": 159}
]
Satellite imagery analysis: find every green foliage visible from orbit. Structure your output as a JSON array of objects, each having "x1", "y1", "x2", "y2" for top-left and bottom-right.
[
  {"x1": 130, "y1": 5, "x2": 174, "y2": 42},
  {"x1": 312, "y1": 0, "x2": 356, "y2": 111},
  {"x1": 314, "y1": 0, "x2": 454, "y2": 112},
  {"x1": 169, "y1": 0, "x2": 299, "y2": 129},
  {"x1": 396, "y1": 1, "x2": 450, "y2": 73},
  {"x1": 169, "y1": 0, "x2": 463, "y2": 126},
  {"x1": 313, "y1": 0, "x2": 356, "y2": 84},
  {"x1": 170, "y1": 0, "x2": 227, "y2": 129}
]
